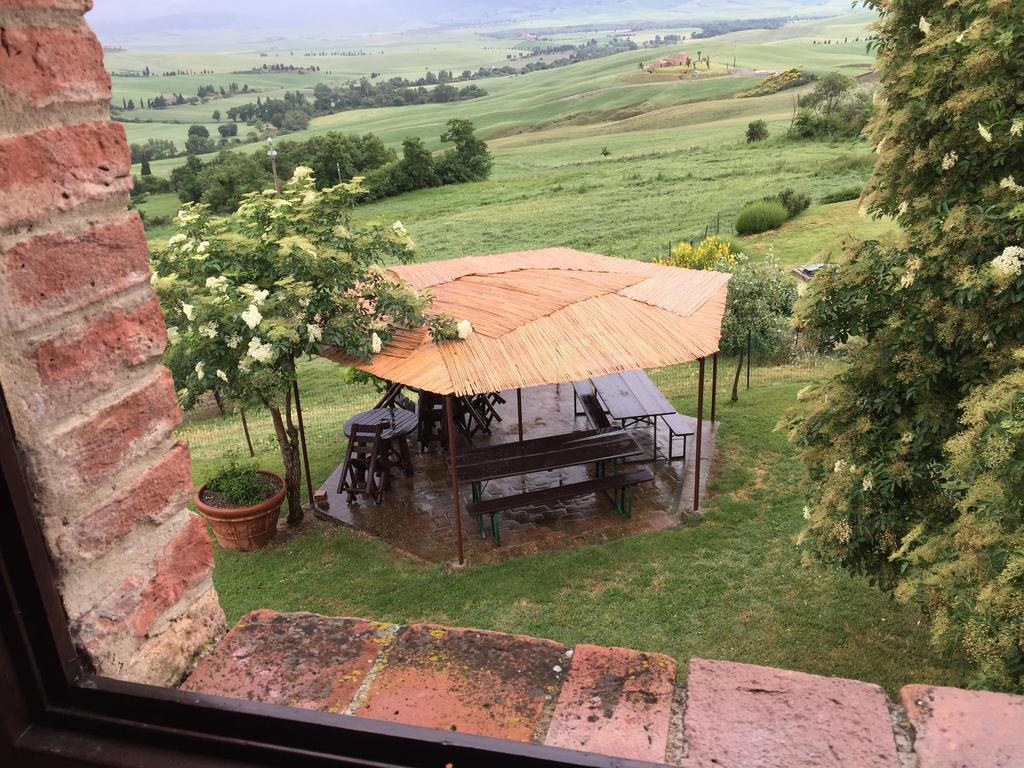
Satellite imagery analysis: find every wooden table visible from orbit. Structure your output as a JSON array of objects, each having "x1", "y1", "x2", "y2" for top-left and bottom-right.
[
  {"x1": 454, "y1": 427, "x2": 642, "y2": 499},
  {"x1": 591, "y1": 371, "x2": 677, "y2": 460},
  {"x1": 344, "y1": 407, "x2": 418, "y2": 476}
]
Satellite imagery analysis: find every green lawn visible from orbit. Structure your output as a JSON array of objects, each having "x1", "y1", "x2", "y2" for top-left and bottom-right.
[{"x1": 209, "y1": 380, "x2": 967, "y2": 696}]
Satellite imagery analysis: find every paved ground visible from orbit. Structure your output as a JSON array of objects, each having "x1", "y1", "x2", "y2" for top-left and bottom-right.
[
  {"x1": 183, "y1": 610, "x2": 1024, "y2": 767},
  {"x1": 315, "y1": 383, "x2": 717, "y2": 564}
]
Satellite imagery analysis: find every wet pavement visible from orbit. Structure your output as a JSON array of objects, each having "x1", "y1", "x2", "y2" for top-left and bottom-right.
[{"x1": 315, "y1": 383, "x2": 717, "y2": 564}]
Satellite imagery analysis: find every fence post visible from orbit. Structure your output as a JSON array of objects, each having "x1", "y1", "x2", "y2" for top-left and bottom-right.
[{"x1": 240, "y1": 409, "x2": 255, "y2": 457}]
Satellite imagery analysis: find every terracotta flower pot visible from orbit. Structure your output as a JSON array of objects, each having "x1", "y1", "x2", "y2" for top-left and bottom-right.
[{"x1": 195, "y1": 470, "x2": 285, "y2": 551}]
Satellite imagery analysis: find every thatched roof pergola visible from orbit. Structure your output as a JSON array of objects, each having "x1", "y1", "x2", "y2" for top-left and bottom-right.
[
  {"x1": 322, "y1": 248, "x2": 730, "y2": 395},
  {"x1": 319, "y1": 248, "x2": 731, "y2": 565}
]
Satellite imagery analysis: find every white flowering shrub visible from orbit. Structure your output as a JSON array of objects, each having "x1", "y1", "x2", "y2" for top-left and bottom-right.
[
  {"x1": 788, "y1": 0, "x2": 1024, "y2": 690},
  {"x1": 152, "y1": 168, "x2": 426, "y2": 523}
]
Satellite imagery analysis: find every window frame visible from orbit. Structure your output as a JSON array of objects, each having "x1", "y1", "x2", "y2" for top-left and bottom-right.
[{"x1": 0, "y1": 387, "x2": 660, "y2": 768}]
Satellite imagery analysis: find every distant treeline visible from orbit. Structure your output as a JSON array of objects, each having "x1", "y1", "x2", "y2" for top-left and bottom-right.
[
  {"x1": 225, "y1": 79, "x2": 488, "y2": 128},
  {"x1": 137, "y1": 120, "x2": 492, "y2": 214},
  {"x1": 691, "y1": 18, "x2": 789, "y2": 39}
]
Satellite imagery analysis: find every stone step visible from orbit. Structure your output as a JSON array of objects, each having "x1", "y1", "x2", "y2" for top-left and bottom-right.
[
  {"x1": 684, "y1": 658, "x2": 899, "y2": 768},
  {"x1": 544, "y1": 643, "x2": 676, "y2": 764},
  {"x1": 351, "y1": 623, "x2": 571, "y2": 742},
  {"x1": 902, "y1": 684, "x2": 1024, "y2": 768}
]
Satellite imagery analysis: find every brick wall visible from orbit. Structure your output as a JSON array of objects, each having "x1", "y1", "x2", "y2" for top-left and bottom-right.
[{"x1": 0, "y1": 0, "x2": 225, "y2": 685}]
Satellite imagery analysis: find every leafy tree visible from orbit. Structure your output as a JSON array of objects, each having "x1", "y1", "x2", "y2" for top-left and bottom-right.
[
  {"x1": 129, "y1": 138, "x2": 177, "y2": 163},
  {"x1": 218, "y1": 122, "x2": 239, "y2": 138},
  {"x1": 188, "y1": 124, "x2": 210, "y2": 138},
  {"x1": 212, "y1": 109, "x2": 221, "y2": 121},
  {"x1": 802, "y1": 72, "x2": 854, "y2": 117},
  {"x1": 282, "y1": 109, "x2": 310, "y2": 131},
  {"x1": 150, "y1": 170, "x2": 428, "y2": 525},
  {"x1": 746, "y1": 119, "x2": 769, "y2": 143},
  {"x1": 199, "y1": 151, "x2": 272, "y2": 213},
  {"x1": 169, "y1": 155, "x2": 206, "y2": 203},
  {"x1": 789, "y1": 0, "x2": 1024, "y2": 691},
  {"x1": 140, "y1": 157, "x2": 152, "y2": 176},
  {"x1": 393, "y1": 136, "x2": 437, "y2": 192},
  {"x1": 436, "y1": 119, "x2": 492, "y2": 184}
]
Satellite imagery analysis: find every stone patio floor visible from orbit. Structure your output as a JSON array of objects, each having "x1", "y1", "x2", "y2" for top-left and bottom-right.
[
  {"x1": 314, "y1": 383, "x2": 717, "y2": 564},
  {"x1": 183, "y1": 610, "x2": 1024, "y2": 767}
]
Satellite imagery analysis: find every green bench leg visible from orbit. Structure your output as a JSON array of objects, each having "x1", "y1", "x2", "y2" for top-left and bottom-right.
[
  {"x1": 477, "y1": 515, "x2": 487, "y2": 539},
  {"x1": 491, "y1": 513, "x2": 501, "y2": 546}
]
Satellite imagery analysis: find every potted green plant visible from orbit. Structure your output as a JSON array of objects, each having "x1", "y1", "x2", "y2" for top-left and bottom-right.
[{"x1": 195, "y1": 462, "x2": 286, "y2": 551}]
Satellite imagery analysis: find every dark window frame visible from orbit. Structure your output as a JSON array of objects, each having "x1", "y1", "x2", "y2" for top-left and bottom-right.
[{"x1": 0, "y1": 386, "x2": 660, "y2": 768}]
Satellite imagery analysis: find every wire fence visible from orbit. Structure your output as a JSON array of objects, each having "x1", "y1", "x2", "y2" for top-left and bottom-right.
[{"x1": 178, "y1": 349, "x2": 845, "y2": 464}]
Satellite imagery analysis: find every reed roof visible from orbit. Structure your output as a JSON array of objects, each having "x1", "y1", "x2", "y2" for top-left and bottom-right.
[{"x1": 321, "y1": 248, "x2": 730, "y2": 396}]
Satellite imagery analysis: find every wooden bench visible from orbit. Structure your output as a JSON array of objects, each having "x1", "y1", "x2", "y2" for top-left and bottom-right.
[
  {"x1": 572, "y1": 380, "x2": 611, "y2": 428},
  {"x1": 661, "y1": 412, "x2": 696, "y2": 462},
  {"x1": 466, "y1": 466, "x2": 654, "y2": 545}
]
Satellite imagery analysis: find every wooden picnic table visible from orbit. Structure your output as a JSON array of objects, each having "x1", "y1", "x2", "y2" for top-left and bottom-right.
[
  {"x1": 343, "y1": 407, "x2": 417, "y2": 441},
  {"x1": 590, "y1": 371, "x2": 687, "y2": 461},
  {"x1": 453, "y1": 427, "x2": 642, "y2": 488}
]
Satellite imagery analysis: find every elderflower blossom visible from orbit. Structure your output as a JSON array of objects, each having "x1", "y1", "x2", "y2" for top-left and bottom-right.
[
  {"x1": 198, "y1": 322, "x2": 218, "y2": 339},
  {"x1": 900, "y1": 431, "x2": 914, "y2": 445},
  {"x1": 1012, "y1": 119, "x2": 1024, "y2": 138},
  {"x1": 834, "y1": 459, "x2": 848, "y2": 474},
  {"x1": 918, "y1": 16, "x2": 931, "y2": 36},
  {"x1": 225, "y1": 334, "x2": 241, "y2": 349},
  {"x1": 181, "y1": 302, "x2": 195, "y2": 321},
  {"x1": 978, "y1": 123, "x2": 993, "y2": 143},
  {"x1": 194, "y1": 362, "x2": 205, "y2": 380},
  {"x1": 991, "y1": 246, "x2": 1024, "y2": 281},
  {"x1": 206, "y1": 276, "x2": 229, "y2": 292},
  {"x1": 241, "y1": 304, "x2": 263, "y2": 329},
  {"x1": 862, "y1": 475, "x2": 875, "y2": 492},
  {"x1": 167, "y1": 233, "x2": 187, "y2": 246},
  {"x1": 941, "y1": 151, "x2": 958, "y2": 171},
  {"x1": 306, "y1": 323, "x2": 323, "y2": 342},
  {"x1": 956, "y1": 31, "x2": 966, "y2": 44},
  {"x1": 292, "y1": 166, "x2": 313, "y2": 179},
  {"x1": 898, "y1": 201, "x2": 909, "y2": 216},
  {"x1": 252, "y1": 289, "x2": 270, "y2": 306},
  {"x1": 166, "y1": 327, "x2": 180, "y2": 345},
  {"x1": 371, "y1": 332, "x2": 383, "y2": 354},
  {"x1": 456, "y1": 319, "x2": 474, "y2": 340},
  {"x1": 901, "y1": 257, "x2": 922, "y2": 288},
  {"x1": 216, "y1": 369, "x2": 228, "y2": 383},
  {"x1": 999, "y1": 176, "x2": 1024, "y2": 194},
  {"x1": 802, "y1": 506, "x2": 812, "y2": 520},
  {"x1": 247, "y1": 337, "x2": 276, "y2": 364},
  {"x1": 196, "y1": 240, "x2": 210, "y2": 255}
]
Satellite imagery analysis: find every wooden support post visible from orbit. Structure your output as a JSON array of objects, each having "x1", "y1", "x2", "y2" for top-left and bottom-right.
[
  {"x1": 445, "y1": 395, "x2": 465, "y2": 566},
  {"x1": 240, "y1": 408, "x2": 255, "y2": 458},
  {"x1": 293, "y1": 379, "x2": 314, "y2": 506},
  {"x1": 517, "y1": 388, "x2": 523, "y2": 442},
  {"x1": 711, "y1": 352, "x2": 718, "y2": 423},
  {"x1": 694, "y1": 356, "x2": 705, "y2": 513}
]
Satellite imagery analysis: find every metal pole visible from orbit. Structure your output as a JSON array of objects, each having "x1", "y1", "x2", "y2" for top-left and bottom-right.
[
  {"x1": 293, "y1": 379, "x2": 314, "y2": 505},
  {"x1": 445, "y1": 395, "x2": 465, "y2": 565},
  {"x1": 693, "y1": 357, "x2": 705, "y2": 513},
  {"x1": 746, "y1": 330, "x2": 752, "y2": 390},
  {"x1": 711, "y1": 352, "x2": 718, "y2": 423},
  {"x1": 267, "y1": 136, "x2": 280, "y2": 192},
  {"x1": 240, "y1": 408, "x2": 255, "y2": 457},
  {"x1": 516, "y1": 388, "x2": 523, "y2": 442}
]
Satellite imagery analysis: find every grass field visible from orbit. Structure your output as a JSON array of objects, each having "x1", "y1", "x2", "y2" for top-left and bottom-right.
[{"x1": 210, "y1": 380, "x2": 966, "y2": 696}]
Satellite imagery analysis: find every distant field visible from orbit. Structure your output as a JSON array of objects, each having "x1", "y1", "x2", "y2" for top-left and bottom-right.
[{"x1": 111, "y1": 12, "x2": 876, "y2": 173}]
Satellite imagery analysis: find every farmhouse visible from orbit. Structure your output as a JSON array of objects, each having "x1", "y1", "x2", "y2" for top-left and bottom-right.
[{"x1": 648, "y1": 52, "x2": 691, "y2": 70}]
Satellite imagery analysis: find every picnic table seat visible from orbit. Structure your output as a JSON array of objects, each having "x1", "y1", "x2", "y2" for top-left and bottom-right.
[
  {"x1": 661, "y1": 412, "x2": 696, "y2": 462},
  {"x1": 572, "y1": 380, "x2": 611, "y2": 429},
  {"x1": 466, "y1": 466, "x2": 654, "y2": 545},
  {"x1": 337, "y1": 422, "x2": 390, "y2": 504}
]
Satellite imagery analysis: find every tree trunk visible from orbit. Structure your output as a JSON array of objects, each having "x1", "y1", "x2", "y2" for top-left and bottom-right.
[
  {"x1": 731, "y1": 348, "x2": 745, "y2": 402},
  {"x1": 212, "y1": 388, "x2": 226, "y2": 415},
  {"x1": 270, "y1": 402, "x2": 303, "y2": 526}
]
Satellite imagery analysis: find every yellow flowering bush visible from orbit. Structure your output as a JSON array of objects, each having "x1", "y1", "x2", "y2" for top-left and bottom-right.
[{"x1": 659, "y1": 235, "x2": 737, "y2": 271}]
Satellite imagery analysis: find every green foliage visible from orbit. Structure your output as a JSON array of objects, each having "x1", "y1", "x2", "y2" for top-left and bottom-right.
[
  {"x1": 436, "y1": 118, "x2": 493, "y2": 184},
  {"x1": 188, "y1": 124, "x2": 210, "y2": 139},
  {"x1": 198, "y1": 151, "x2": 271, "y2": 213},
  {"x1": 735, "y1": 199, "x2": 789, "y2": 235},
  {"x1": 790, "y1": 0, "x2": 1024, "y2": 692},
  {"x1": 129, "y1": 138, "x2": 178, "y2": 163},
  {"x1": 776, "y1": 188, "x2": 810, "y2": 218},
  {"x1": 140, "y1": 157, "x2": 152, "y2": 176},
  {"x1": 802, "y1": 72, "x2": 854, "y2": 116},
  {"x1": 205, "y1": 462, "x2": 278, "y2": 507},
  {"x1": 746, "y1": 119, "x2": 769, "y2": 143},
  {"x1": 819, "y1": 187, "x2": 862, "y2": 205},
  {"x1": 170, "y1": 155, "x2": 207, "y2": 204},
  {"x1": 719, "y1": 253, "x2": 798, "y2": 359},
  {"x1": 217, "y1": 122, "x2": 238, "y2": 138},
  {"x1": 185, "y1": 133, "x2": 216, "y2": 155}
]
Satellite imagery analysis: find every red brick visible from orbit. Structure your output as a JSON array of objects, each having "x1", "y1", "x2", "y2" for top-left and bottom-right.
[
  {"x1": 2, "y1": 214, "x2": 150, "y2": 328},
  {"x1": 545, "y1": 644, "x2": 675, "y2": 762},
  {"x1": 182, "y1": 611, "x2": 392, "y2": 713},
  {"x1": 902, "y1": 684, "x2": 1024, "y2": 768},
  {"x1": 130, "y1": 514, "x2": 213, "y2": 636},
  {"x1": 356, "y1": 623, "x2": 569, "y2": 741},
  {"x1": 55, "y1": 369, "x2": 182, "y2": 489},
  {"x1": 30, "y1": 295, "x2": 167, "y2": 395},
  {"x1": 0, "y1": 24, "x2": 109, "y2": 109},
  {"x1": 685, "y1": 659, "x2": 899, "y2": 768},
  {"x1": 0, "y1": 122, "x2": 131, "y2": 228},
  {"x1": 62, "y1": 442, "x2": 192, "y2": 560}
]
